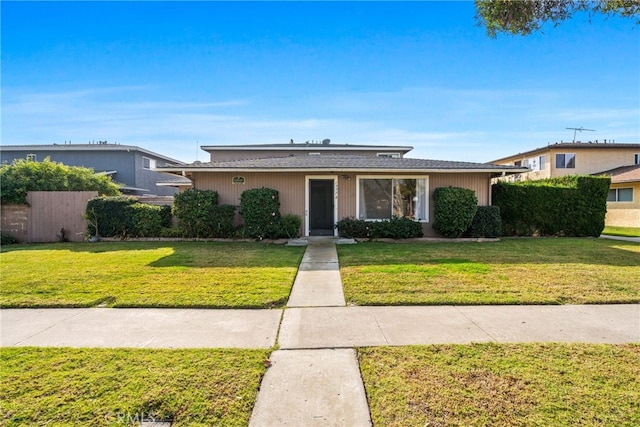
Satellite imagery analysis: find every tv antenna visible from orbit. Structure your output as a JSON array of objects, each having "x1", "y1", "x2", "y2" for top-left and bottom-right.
[{"x1": 566, "y1": 127, "x2": 595, "y2": 143}]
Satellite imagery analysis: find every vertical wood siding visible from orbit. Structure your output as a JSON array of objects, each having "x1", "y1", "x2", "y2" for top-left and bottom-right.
[{"x1": 26, "y1": 191, "x2": 98, "y2": 242}]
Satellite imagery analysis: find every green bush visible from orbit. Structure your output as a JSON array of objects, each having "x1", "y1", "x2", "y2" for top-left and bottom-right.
[
  {"x1": 129, "y1": 204, "x2": 163, "y2": 237},
  {"x1": 432, "y1": 187, "x2": 478, "y2": 238},
  {"x1": 280, "y1": 214, "x2": 302, "y2": 238},
  {"x1": 211, "y1": 205, "x2": 237, "y2": 238},
  {"x1": 159, "y1": 205, "x2": 173, "y2": 228},
  {"x1": 85, "y1": 196, "x2": 138, "y2": 238},
  {"x1": 240, "y1": 188, "x2": 282, "y2": 239},
  {"x1": 469, "y1": 206, "x2": 502, "y2": 238},
  {"x1": 336, "y1": 216, "x2": 423, "y2": 239},
  {"x1": 336, "y1": 217, "x2": 371, "y2": 238},
  {"x1": 173, "y1": 189, "x2": 219, "y2": 237},
  {"x1": 0, "y1": 158, "x2": 120, "y2": 204},
  {"x1": 492, "y1": 176, "x2": 610, "y2": 237},
  {"x1": 1, "y1": 233, "x2": 19, "y2": 245}
]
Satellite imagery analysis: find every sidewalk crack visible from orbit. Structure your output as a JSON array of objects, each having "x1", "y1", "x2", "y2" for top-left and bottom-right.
[{"x1": 454, "y1": 306, "x2": 498, "y2": 342}]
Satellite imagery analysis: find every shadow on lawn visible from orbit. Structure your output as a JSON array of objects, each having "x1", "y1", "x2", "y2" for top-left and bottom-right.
[
  {"x1": 336, "y1": 238, "x2": 640, "y2": 268},
  {"x1": 0, "y1": 241, "x2": 305, "y2": 268}
]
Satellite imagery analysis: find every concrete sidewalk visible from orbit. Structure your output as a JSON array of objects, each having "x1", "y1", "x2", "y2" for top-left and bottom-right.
[{"x1": 2, "y1": 238, "x2": 639, "y2": 427}]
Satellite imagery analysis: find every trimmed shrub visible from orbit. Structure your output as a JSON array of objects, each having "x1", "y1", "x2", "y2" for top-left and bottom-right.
[
  {"x1": 336, "y1": 217, "x2": 371, "y2": 239},
  {"x1": 432, "y1": 187, "x2": 478, "y2": 238},
  {"x1": 240, "y1": 188, "x2": 282, "y2": 239},
  {"x1": 492, "y1": 176, "x2": 609, "y2": 237},
  {"x1": 469, "y1": 206, "x2": 502, "y2": 238},
  {"x1": 85, "y1": 196, "x2": 164, "y2": 238},
  {"x1": 129, "y1": 204, "x2": 163, "y2": 237},
  {"x1": 159, "y1": 205, "x2": 173, "y2": 228},
  {"x1": 281, "y1": 214, "x2": 302, "y2": 238},
  {"x1": 85, "y1": 196, "x2": 138, "y2": 238},
  {"x1": 173, "y1": 189, "x2": 219, "y2": 237},
  {"x1": 336, "y1": 216, "x2": 423, "y2": 239},
  {"x1": 211, "y1": 204, "x2": 237, "y2": 238}
]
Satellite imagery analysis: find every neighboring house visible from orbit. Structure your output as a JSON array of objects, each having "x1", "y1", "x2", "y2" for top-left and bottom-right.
[
  {"x1": 490, "y1": 141, "x2": 640, "y2": 181},
  {"x1": 157, "y1": 142, "x2": 527, "y2": 237},
  {"x1": 0, "y1": 143, "x2": 190, "y2": 196},
  {"x1": 491, "y1": 141, "x2": 640, "y2": 228},
  {"x1": 594, "y1": 165, "x2": 640, "y2": 227}
]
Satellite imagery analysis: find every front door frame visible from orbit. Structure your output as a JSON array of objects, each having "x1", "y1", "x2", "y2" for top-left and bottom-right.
[{"x1": 305, "y1": 175, "x2": 338, "y2": 237}]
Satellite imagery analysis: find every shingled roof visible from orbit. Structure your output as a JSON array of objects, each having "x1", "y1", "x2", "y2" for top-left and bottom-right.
[
  {"x1": 593, "y1": 164, "x2": 640, "y2": 184},
  {"x1": 157, "y1": 154, "x2": 528, "y2": 174}
]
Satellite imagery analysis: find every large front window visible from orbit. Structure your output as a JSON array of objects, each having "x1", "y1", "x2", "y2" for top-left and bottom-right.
[{"x1": 358, "y1": 177, "x2": 428, "y2": 221}]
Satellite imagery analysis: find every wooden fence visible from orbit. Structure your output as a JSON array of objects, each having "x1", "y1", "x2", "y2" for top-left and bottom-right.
[{"x1": 1, "y1": 191, "x2": 98, "y2": 243}]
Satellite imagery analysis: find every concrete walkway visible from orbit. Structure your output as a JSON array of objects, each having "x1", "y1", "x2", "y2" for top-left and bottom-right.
[{"x1": 1, "y1": 237, "x2": 639, "y2": 426}]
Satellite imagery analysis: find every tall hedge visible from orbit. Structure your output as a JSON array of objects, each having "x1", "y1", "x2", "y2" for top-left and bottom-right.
[
  {"x1": 432, "y1": 187, "x2": 478, "y2": 238},
  {"x1": 240, "y1": 188, "x2": 282, "y2": 239},
  {"x1": 492, "y1": 176, "x2": 610, "y2": 237}
]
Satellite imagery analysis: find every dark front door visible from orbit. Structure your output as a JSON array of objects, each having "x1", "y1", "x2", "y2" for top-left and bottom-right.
[{"x1": 309, "y1": 179, "x2": 334, "y2": 236}]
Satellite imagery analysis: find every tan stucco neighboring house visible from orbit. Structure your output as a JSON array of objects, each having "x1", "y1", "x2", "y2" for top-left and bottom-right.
[
  {"x1": 594, "y1": 165, "x2": 640, "y2": 227},
  {"x1": 491, "y1": 141, "x2": 640, "y2": 228},
  {"x1": 491, "y1": 142, "x2": 640, "y2": 181},
  {"x1": 158, "y1": 142, "x2": 527, "y2": 237}
]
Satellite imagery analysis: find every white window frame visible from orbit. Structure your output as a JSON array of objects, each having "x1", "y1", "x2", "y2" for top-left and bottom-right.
[
  {"x1": 26, "y1": 153, "x2": 36, "y2": 161},
  {"x1": 356, "y1": 175, "x2": 429, "y2": 222},
  {"x1": 377, "y1": 153, "x2": 401, "y2": 158},
  {"x1": 635, "y1": 153, "x2": 640, "y2": 165},
  {"x1": 142, "y1": 156, "x2": 154, "y2": 170},
  {"x1": 607, "y1": 188, "x2": 634, "y2": 202}
]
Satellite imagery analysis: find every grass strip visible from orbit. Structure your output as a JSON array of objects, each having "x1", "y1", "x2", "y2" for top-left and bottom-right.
[
  {"x1": 358, "y1": 343, "x2": 640, "y2": 427},
  {"x1": 338, "y1": 238, "x2": 640, "y2": 305},
  {"x1": 602, "y1": 226, "x2": 640, "y2": 238},
  {"x1": 0, "y1": 347, "x2": 269, "y2": 426},
  {"x1": 0, "y1": 241, "x2": 304, "y2": 308}
]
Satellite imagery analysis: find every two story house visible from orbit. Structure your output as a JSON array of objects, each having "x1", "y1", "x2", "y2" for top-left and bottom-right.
[{"x1": 0, "y1": 143, "x2": 190, "y2": 196}]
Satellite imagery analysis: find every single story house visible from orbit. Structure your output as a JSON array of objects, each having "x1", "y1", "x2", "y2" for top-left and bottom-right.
[{"x1": 157, "y1": 142, "x2": 527, "y2": 237}]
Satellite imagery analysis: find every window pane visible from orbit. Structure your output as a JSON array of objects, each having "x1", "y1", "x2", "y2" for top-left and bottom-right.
[
  {"x1": 607, "y1": 189, "x2": 617, "y2": 202},
  {"x1": 392, "y1": 179, "x2": 417, "y2": 218},
  {"x1": 415, "y1": 179, "x2": 427, "y2": 221},
  {"x1": 566, "y1": 154, "x2": 576, "y2": 168},
  {"x1": 618, "y1": 188, "x2": 633, "y2": 202},
  {"x1": 555, "y1": 154, "x2": 565, "y2": 168},
  {"x1": 359, "y1": 179, "x2": 392, "y2": 220},
  {"x1": 539, "y1": 155, "x2": 546, "y2": 170}
]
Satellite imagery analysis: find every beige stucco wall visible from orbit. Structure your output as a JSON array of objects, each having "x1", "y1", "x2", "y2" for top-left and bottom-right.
[
  {"x1": 190, "y1": 171, "x2": 492, "y2": 237},
  {"x1": 495, "y1": 146, "x2": 639, "y2": 181},
  {"x1": 605, "y1": 182, "x2": 640, "y2": 227}
]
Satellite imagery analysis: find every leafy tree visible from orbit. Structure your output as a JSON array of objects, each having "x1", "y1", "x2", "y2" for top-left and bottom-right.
[
  {"x1": 475, "y1": 0, "x2": 640, "y2": 37},
  {"x1": 0, "y1": 158, "x2": 120, "y2": 204}
]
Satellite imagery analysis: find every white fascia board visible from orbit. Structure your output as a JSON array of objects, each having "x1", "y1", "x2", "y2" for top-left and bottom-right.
[{"x1": 156, "y1": 167, "x2": 530, "y2": 174}]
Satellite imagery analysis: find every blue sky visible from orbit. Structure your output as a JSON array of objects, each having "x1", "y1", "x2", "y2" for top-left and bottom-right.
[{"x1": 2, "y1": 1, "x2": 639, "y2": 163}]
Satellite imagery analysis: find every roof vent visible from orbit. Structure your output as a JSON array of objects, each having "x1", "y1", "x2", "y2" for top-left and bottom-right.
[{"x1": 322, "y1": 138, "x2": 331, "y2": 145}]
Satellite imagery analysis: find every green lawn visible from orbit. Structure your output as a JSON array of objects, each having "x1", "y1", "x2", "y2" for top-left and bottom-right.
[
  {"x1": 0, "y1": 241, "x2": 305, "y2": 308},
  {"x1": 338, "y1": 238, "x2": 640, "y2": 305},
  {"x1": 359, "y1": 343, "x2": 640, "y2": 427},
  {"x1": 0, "y1": 347, "x2": 268, "y2": 426},
  {"x1": 603, "y1": 226, "x2": 640, "y2": 238}
]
